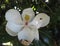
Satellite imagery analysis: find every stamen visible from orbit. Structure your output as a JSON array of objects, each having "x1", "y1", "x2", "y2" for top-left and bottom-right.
[{"x1": 25, "y1": 15, "x2": 30, "y2": 21}]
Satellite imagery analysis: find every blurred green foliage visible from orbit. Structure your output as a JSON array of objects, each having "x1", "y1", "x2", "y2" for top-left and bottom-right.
[{"x1": 0, "y1": 0, "x2": 60, "y2": 46}]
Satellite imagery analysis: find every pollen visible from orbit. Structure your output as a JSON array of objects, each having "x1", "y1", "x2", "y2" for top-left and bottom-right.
[{"x1": 25, "y1": 15, "x2": 30, "y2": 21}]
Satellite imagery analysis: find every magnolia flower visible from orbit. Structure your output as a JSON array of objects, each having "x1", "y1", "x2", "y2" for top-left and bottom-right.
[{"x1": 5, "y1": 8, "x2": 50, "y2": 46}]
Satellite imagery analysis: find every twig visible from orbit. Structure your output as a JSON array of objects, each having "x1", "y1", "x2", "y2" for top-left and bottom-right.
[{"x1": 39, "y1": 0, "x2": 55, "y2": 15}]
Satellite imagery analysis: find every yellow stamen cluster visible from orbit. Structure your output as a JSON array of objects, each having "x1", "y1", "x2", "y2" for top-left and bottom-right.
[{"x1": 25, "y1": 15, "x2": 30, "y2": 21}]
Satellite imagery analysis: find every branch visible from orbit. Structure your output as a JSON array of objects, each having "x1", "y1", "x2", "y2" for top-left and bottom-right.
[{"x1": 39, "y1": 0, "x2": 55, "y2": 15}]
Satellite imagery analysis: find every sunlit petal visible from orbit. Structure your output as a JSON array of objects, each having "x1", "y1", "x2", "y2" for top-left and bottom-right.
[
  {"x1": 30, "y1": 13, "x2": 50, "y2": 29},
  {"x1": 5, "y1": 9, "x2": 22, "y2": 24},
  {"x1": 22, "y1": 8, "x2": 35, "y2": 22},
  {"x1": 34, "y1": 30, "x2": 39, "y2": 40},
  {"x1": 18, "y1": 27, "x2": 35, "y2": 45},
  {"x1": 6, "y1": 22, "x2": 24, "y2": 33},
  {"x1": 6, "y1": 26, "x2": 17, "y2": 36},
  {"x1": 28, "y1": 25, "x2": 39, "y2": 40}
]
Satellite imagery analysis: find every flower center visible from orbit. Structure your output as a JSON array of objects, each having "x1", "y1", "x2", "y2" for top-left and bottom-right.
[
  {"x1": 25, "y1": 15, "x2": 30, "y2": 21},
  {"x1": 25, "y1": 22, "x2": 28, "y2": 25}
]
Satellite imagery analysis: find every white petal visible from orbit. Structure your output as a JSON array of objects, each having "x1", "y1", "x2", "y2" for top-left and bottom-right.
[
  {"x1": 30, "y1": 13, "x2": 50, "y2": 28},
  {"x1": 28, "y1": 25, "x2": 39, "y2": 40},
  {"x1": 5, "y1": 9, "x2": 22, "y2": 24},
  {"x1": 22, "y1": 8, "x2": 35, "y2": 22},
  {"x1": 6, "y1": 26, "x2": 17, "y2": 36},
  {"x1": 18, "y1": 27, "x2": 35, "y2": 45},
  {"x1": 34, "y1": 30, "x2": 39, "y2": 40},
  {"x1": 6, "y1": 22, "x2": 24, "y2": 33}
]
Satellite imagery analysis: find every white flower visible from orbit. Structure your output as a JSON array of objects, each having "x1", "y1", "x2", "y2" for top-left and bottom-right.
[{"x1": 5, "y1": 8, "x2": 50, "y2": 45}]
